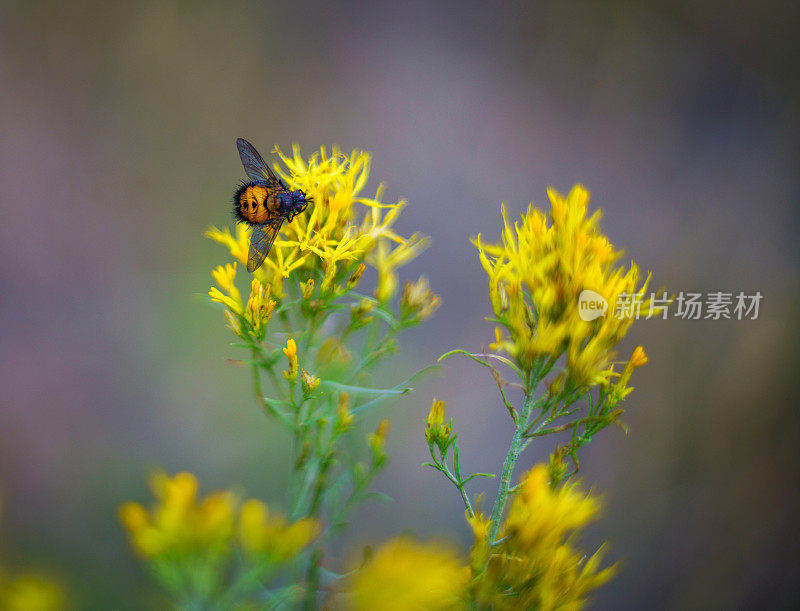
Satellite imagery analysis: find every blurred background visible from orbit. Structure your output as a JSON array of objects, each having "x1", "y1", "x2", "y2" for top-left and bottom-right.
[{"x1": 1, "y1": 0, "x2": 798, "y2": 608}]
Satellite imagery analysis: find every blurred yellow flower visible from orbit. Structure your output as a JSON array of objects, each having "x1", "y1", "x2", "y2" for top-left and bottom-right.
[
  {"x1": 238, "y1": 500, "x2": 319, "y2": 561},
  {"x1": 502, "y1": 464, "x2": 601, "y2": 548},
  {"x1": 337, "y1": 538, "x2": 466, "y2": 611},
  {"x1": 0, "y1": 573, "x2": 66, "y2": 611},
  {"x1": 401, "y1": 275, "x2": 441, "y2": 320},
  {"x1": 118, "y1": 471, "x2": 236, "y2": 559},
  {"x1": 301, "y1": 369, "x2": 320, "y2": 393},
  {"x1": 472, "y1": 464, "x2": 616, "y2": 610},
  {"x1": 336, "y1": 392, "x2": 354, "y2": 430},
  {"x1": 475, "y1": 186, "x2": 656, "y2": 385},
  {"x1": 367, "y1": 419, "x2": 391, "y2": 455}
]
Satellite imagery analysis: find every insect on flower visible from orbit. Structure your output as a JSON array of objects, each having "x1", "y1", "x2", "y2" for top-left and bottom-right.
[{"x1": 233, "y1": 138, "x2": 312, "y2": 272}]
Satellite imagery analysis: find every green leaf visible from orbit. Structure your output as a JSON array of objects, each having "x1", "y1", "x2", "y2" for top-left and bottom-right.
[
  {"x1": 320, "y1": 380, "x2": 411, "y2": 396},
  {"x1": 362, "y1": 491, "x2": 393, "y2": 505},
  {"x1": 462, "y1": 472, "x2": 496, "y2": 483},
  {"x1": 439, "y1": 349, "x2": 524, "y2": 380}
]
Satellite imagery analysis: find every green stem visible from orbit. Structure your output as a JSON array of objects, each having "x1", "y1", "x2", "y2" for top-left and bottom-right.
[
  {"x1": 302, "y1": 547, "x2": 323, "y2": 611},
  {"x1": 450, "y1": 444, "x2": 474, "y2": 517},
  {"x1": 251, "y1": 348, "x2": 292, "y2": 428},
  {"x1": 485, "y1": 375, "x2": 537, "y2": 547}
]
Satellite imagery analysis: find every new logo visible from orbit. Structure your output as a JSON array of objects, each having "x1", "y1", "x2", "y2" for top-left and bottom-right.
[{"x1": 578, "y1": 290, "x2": 608, "y2": 321}]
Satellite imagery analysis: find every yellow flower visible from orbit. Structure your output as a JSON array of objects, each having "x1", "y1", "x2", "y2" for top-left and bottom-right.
[
  {"x1": 424, "y1": 397, "x2": 453, "y2": 451},
  {"x1": 301, "y1": 369, "x2": 320, "y2": 394},
  {"x1": 282, "y1": 338, "x2": 298, "y2": 381},
  {"x1": 301, "y1": 277, "x2": 315, "y2": 299},
  {"x1": 475, "y1": 186, "x2": 657, "y2": 386},
  {"x1": 346, "y1": 262, "x2": 366, "y2": 290},
  {"x1": 337, "y1": 538, "x2": 466, "y2": 611},
  {"x1": 370, "y1": 230, "x2": 430, "y2": 303},
  {"x1": 206, "y1": 224, "x2": 250, "y2": 269},
  {"x1": 367, "y1": 419, "x2": 391, "y2": 466},
  {"x1": 238, "y1": 500, "x2": 319, "y2": 562},
  {"x1": 118, "y1": 471, "x2": 236, "y2": 559},
  {"x1": 0, "y1": 573, "x2": 66, "y2": 611},
  {"x1": 466, "y1": 510, "x2": 490, "y2": 542},
  {"x1": 208, "y1": 262, "x2": 243, "y2": 315},
  {"x1": 471, "y1": 464, "x2": 616, "y2": 610},
  {"x1": 209, "y1": 145, "x2": 428, "y2": 302},
  {"x1": 466, "y1": 510, "x2": 492, "y2": 572},
  {"x1": 336, "y1": 392, "x2": 354, "y2": 430},
  {"x1": 606, "y1": 345, "x2": 648, "y2": 404},
  {"x1": 502, "y1": 465, "x2": 601, "y2": 549},
  {"x1": 245, "y1": 278, "x2": 276, "y2": 334},
  {"x1": 401, "y1": 276, "x2": 441, "y2": 320},
  {"x1": 349, "y1": 298, "x2": 375, "y2": 329}
]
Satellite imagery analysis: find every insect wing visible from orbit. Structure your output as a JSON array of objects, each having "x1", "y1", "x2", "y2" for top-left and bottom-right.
[
  {"x1": 236, "y1": 138, "x2": 281, "y2": 186},
  {"x1": 247, "y1": 215, "x2": 286, "y2": 272}
]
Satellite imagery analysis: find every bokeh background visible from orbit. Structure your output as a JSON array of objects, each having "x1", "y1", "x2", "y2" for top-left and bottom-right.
[{"x1": 2, "y1": 1, "x2": 799, "y2": 608}]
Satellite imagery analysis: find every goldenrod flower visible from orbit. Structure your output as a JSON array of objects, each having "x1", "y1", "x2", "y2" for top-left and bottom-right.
[
  {"x1": 606, "y1": 345, "x2": 648, "y2": 404},
  {"x1": 466, "y1": 510, "x2": 490, "y2": 543},
  {"x1": 238, "y1": 500, "x2": 319, "y2": 562},
  {"x1": 208, "y1": 145, "x2": 428, "y2": 303},
  {"x1": 209, "y1": 263, "x2": 243, "y2": 315},
  {"x1": 301, "y1": 278, "x2": 315, "y2": 299},
  {"x1": 0, "y1": 573, "x2": 66, "y2": 611},
  {"x1": 401, "y1": 275, "x2": 441, "y2": 321},
  {"x1": 282, "y1": 338, "x2": 298, "y2": 381},
  {"x1": 370, "y1": 231, "x2": 430, "y2": 303},
  {"x1": 367, "y1": 419, "x2": 391, "y2": 466},
  {"x1": 475, "y1": 186, "x2": 656, "y2": 385},
  {"x1": 503, "y1": 465, "x2": 600, "y2": 548},
  {"x1": 118, "y1": 471, "x2": 236, "y2": 559},
  {"x1": 336, "y1": 538, "x2": 466, "y2": 611},
  {"x1": 336, "y1": 392, "x2": 354, "y2": 430},
  {"x1": 471, "y1": 464, "x2": 616, "y2": 610},
  {"x1": 424, "y1": 397, "x2": 454, "y2": 452},
  {"x1": 465, "y1": 509, "x2": 492, "y2": 574},
  {"x1": 301, "y1": 369, "x2": 320, "y2": 394},
  {"x1": 245, "y1": 278, "x2": 276, "y2": 335},
  {"x1": 349, "y1": 298, "x2": 374, "y2": 330},
  {"x1": 346, "y1": 262, "x2": 366, "y2": 290},
  {"x1": 205, "y1": 225, "x2": 250, "y2": 269}
]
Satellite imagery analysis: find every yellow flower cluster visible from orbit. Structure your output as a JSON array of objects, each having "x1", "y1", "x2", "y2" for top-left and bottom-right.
[
  {"x1": 0, "y1": 572, "x2": 65, "y2": 611},
  {"x1": 476, "y1": 185, "x2": 655, "y2": 386},
  {"x1": 118, "y1": 471, "x2": 318, "y2": 562},
  {"x1": 238, "y1": 500, "x2": 319, "y2": 561},
  {"x1": 470, "y1": 465, "x2": 616, "y2": 610},
  {"x1": 118, "y1": 471, "x2": 236, "y2": 558},
  {"x1": 209, "y1": 263, "x2": 276, "y2": 338},
  {"x1": 424, "y1": 397, "x2": 454, "y2": 451},
  {"x1": 336, "y1": 538, "x2": 466, "y2": 611},
  {"x1": 401, "y1": 276, "x2": 441, "y2": 321},
  {"x1": 207, "y1": 145, "x2": 428, "y2": 302}
]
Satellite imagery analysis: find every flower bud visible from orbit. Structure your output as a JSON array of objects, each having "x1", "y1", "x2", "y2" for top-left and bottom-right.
[
  {"x1": 301, "y1": 369, "x2": 320, "y2": 394},
  {"x1": 282, "y1": 338, "x2": 299, "y2": 381},
  {"x1": 346, "y1": 262, "x2": 366, "y2": 290}
]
